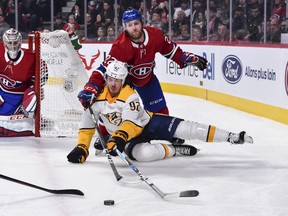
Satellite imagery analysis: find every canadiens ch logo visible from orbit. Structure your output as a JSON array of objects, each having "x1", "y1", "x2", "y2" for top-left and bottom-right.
[
  {"x1": 0, "y1": 74, "x2": 21, "y2": 89},
  {"x1": 78, "y1": 50, "x2": 101, "y2": 71},
  {"x1": 129, "y1": 62, "x2": 154, "y2": 79}
]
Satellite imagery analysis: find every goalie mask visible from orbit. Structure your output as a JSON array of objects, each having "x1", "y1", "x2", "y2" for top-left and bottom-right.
[
  {"x1": 3, "y1": 28, "x2": 22, "y2": 59},
  {"x1": 105, "y1": 60, "x2": 128, "y2": 85}
]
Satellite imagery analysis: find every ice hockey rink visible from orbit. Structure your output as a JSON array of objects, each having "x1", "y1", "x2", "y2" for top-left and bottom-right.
[{"x1": 0, "y1": 93, "x2": 287, "y2": 216}]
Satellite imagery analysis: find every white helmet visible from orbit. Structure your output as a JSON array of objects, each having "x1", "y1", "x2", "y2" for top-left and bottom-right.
[
  {"x1": 105, "y1": 60, "x2": 128, "y2": 85},
  {"x1": 3, "y1": 28, "x2": 22, "y2": 59}
]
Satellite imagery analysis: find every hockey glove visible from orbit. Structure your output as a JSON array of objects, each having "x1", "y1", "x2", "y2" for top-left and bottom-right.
[
  {"x1": 107, "y1": 130, "x2": 128, "y2": 156},
  {"x1": 22, "y1": 87, "x2": 37, "y2": 113},
  {"x1": 67, "y1": 144, "x2": 89, "y2": 163},
  {"x1": 181, "y1": 52, "x2": 208, "y2": 71},
  {"x1": 78, "y1": 82, "x2": 98, "y2": 109}
]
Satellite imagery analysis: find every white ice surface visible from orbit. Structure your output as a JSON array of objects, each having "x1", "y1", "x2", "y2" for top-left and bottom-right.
[{"x1": 1, "y1": 93, "x2": 288, "y2": 216}]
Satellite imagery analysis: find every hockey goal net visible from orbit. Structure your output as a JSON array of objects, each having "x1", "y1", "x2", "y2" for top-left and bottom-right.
[{"x1": 31, "y1": 30, "x2": 87, "y2": 137}]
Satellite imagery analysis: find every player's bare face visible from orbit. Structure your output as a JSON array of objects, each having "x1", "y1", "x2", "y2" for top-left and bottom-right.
[
  {"x1": 107, "y1": 76, "x2": 123, "y2": 97},
  {"x1": 125, "y1": 20, "x2": 143, "y2": 42}
]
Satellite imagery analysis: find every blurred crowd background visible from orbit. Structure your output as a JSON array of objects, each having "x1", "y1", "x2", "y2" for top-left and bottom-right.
[{"x1": 0, "y1": 0, "x2": 287, "y2": 44}]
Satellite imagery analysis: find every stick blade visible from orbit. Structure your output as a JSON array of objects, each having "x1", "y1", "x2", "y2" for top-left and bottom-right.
[
  {"x1": 164, "y1": 190, "x2": 199, "y2": 199},
  {"x1": 179, "y1": 190, "x2": 199, "y2": 197},
  {"x1": 49, "y1": 189, "x2": 85, "y2": 196}
]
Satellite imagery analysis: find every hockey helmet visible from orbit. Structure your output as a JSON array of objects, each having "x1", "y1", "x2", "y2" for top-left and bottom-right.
[
  {"x1": 3, "y1": 28, "x2": 22, "y2": 59},
  {"x1": 105, "y1": 60, "x2": 128, "y2": 85},
  {"x1": 122, "y1": 9, "x2": 142, "y2": 25}
]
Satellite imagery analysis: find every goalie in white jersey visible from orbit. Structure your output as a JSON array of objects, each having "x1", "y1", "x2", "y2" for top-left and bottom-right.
[{"x1": 67, "y1": 60, "x2": 253, "y2": 164}]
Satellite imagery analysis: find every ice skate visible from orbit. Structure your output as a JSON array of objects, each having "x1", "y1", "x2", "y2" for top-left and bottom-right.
[
  {"x1": 94, "y1": 138, "x2": 104, "y2": 155},
  {"x1": 228, "y1": 131, "x2": 253, "y2": 144},
  {"x1": 94, "y1": 136, "x2": 109, "y2": 155},
  {"x1": 173, "y1": 144, "x2": 198, "y2": 156}
]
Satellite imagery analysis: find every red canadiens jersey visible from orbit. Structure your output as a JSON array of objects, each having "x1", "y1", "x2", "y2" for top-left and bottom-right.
[
  {"x1": 91, "y1": 26, "x2": 184, "y2": 87},
  {"x1": 0, "y1": 44, "x2": 35, "y2": 94}
]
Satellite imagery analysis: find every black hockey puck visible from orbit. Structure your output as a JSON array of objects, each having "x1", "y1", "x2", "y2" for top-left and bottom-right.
[{"x1": 104, "y1": 200, "x2": 115, "y2": 206}]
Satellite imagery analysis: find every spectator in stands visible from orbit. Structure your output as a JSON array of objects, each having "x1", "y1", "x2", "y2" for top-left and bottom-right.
[
  {"x1": 209, "y1": 33, "x2": 219, "y2": 41},
  {"x1": 232, "y1": 6, "x2": 247, "y2": 34},
  {"x1": 0, "y1": 13, "x2": 10, "y2": 41},
  {"x1": 147, "y1": 8, "x2": 167, "y2": 33},
  {"x1": 236, "y1": 0, "x2": 248, "y2": 18},
  {"x1": 94, "y1": 13, "x2": 108, "y2": 36},
  {"x1": 86, "y1": 13, "x2": 97, "y2": 39},
  {"x1": 206, "y1": 6, "x2": 222, "y2": 36},
  {"x1": 172, "y1": 10, "x2": 189, "y2": 37},
  {"x1": 234, "y1": 29, "x2": 249, "y2": 42},
  {"x1": 17, "y1": 0, "x2": 34, "y2": 32},
  {"x1": 247, "y1": 0, "x2": 262, "y2": 16},
  {"x1": 54, "y1": 14, "x2": 66, "y2": 30},
  {"x1": 262, "y1": 16, "x2": 281, "y2": 43},
  {"x1": 139, "y1": 0, "x2": 150, "y2": 23},
  {"x1": 147, "y1": 0, "x2": 160, "y2": 23},
  {"x1": 102, "y1": 1, "x2": 115, "y2": 28},
  {"x1": 173, "y1": 0, "x2": 191, "y2": 20},
  {"x1": 280, "y1": 20, "x2": 287, "y2": 33},
  {"x1": 71, "y1": 1, "x2": 84, "y2": 25},
  {"x1": 257, "y1": 20, "x2": 271, "y2": 42},
  {"x1": 106, "y1": 25, "x2": 116, "y2": 41},
  {"x1": 176, "y1": 24, "x2": 190, "y2": 41},
  {"x1": 192, "y1": 24, "x2": 203, "y2": 41},
  {"x1": 192, "y1": 0, "x2": 204, "y2": 24},
  {"x1": 272, "y1": 0, "x2": 286, "y2": 20},
  {"x1": 158, "y1": 1, "x2": 169, "y2": 26},
  {"x1": 194, "y1": 11, "x2": 206, "y2": 36},
  {"x1": 159, "y1": 0, "x2": 169, "y2": 16},
  {"x1": 217, "y1": 7, "x2": 229, "y2": 26},
  {"x1": 95, "y1": 26, "x2": 107, "y2": 42},
  {"x1": 172, "y1": 0, "x2": 182, "y2": 8},
  {"x1": 217, "y1": 23, "x2": 229, "y2": 42},
  {"x1": 29, "y1": 0, "x2": 44, "y2": 31},
  {"x1": 63, "y1": 14, "x2": 80, "y2": 31},
  {"x1": 5, "y1": 0, "x2": 35, "y2": 33},
  {"x1": 87, "y1": 0, "x2": 98, "y2": 23},
  {"x1": 247, "y1": 6, "x2": 263, "y2": 42}
]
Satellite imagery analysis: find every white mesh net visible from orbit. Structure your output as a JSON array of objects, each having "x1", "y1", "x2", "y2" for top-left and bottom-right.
[{"x1": 38, "y1": 30, "x2": 88, "y2": 137}]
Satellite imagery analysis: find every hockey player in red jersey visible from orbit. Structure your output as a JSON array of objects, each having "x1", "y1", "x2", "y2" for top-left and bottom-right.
[
  {"x1": 78, "y1": 8, "x2": 208, "y2": 151},
  {"x1": 0, "y1": 28, "x2": 40, "y2": 136}
]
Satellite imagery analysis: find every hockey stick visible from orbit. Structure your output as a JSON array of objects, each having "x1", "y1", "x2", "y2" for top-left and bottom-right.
[
  {"x1": 0, "y1": 174, "x2": 84, "y2": 196},
  {"x1": 88, "y1": 106, "x2": 123, "y2": 181},
  {"x1": 116, "y1": 149, "x2": 199, "y2": 199}
]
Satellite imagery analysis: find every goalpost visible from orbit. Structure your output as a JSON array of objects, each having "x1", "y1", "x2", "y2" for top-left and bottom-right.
[{"x1": 31, "y1": 30, "x2": 88, "y2": 137}]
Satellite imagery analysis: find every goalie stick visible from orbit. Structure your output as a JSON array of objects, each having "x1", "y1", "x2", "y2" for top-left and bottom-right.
[
  {"x1": 0, "y1": 174, "x2": 84, "y2": 196},
  {"x1": 116, "y1": 149, "x2": 199, "y2": 199}
]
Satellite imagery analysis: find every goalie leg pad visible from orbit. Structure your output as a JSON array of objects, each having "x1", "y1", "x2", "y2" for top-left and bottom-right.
[
  {"x1": 0, "y1": 117, "x2": 34, "y2": 137},
  {"x1": 0, "y1": 90, "x2": 23, "y2": 115}
]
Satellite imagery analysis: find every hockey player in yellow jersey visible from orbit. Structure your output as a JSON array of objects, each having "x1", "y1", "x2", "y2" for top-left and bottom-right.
[{"x1": 67, "y1": 60, "x2": 253, "y2": 164}]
